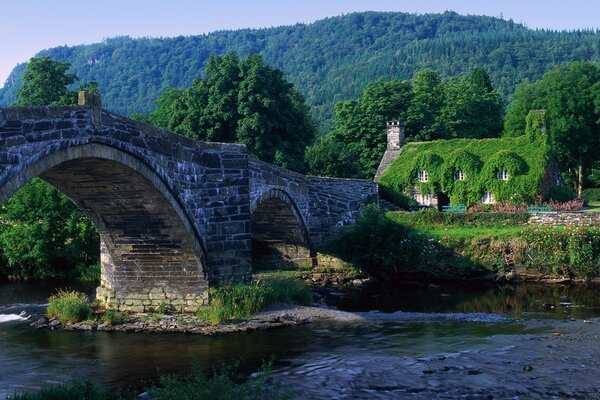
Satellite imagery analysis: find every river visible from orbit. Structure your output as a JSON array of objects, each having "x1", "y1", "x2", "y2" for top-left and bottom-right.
[{"x1": 2, "y1": 281, "x2": 600, "y2": 399}]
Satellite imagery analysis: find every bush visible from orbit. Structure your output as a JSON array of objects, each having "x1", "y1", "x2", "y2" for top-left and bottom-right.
[
  {"x1": 148, "y1": 363, "x2": 292, "y2": 400},
  {"x1": 542, "y1": 198, "x2": 586, "y2": 211},
  {"x1": 196, "y1": 279, "x2": 311, "y2": 325},
  {"x1": 324, "y1": 206, "x2": 471, "y2": 280},
  {"x1": 388, "y1": 209, "x2": 529, "y2": 227},
  {"x1": 546, "y1": 185, "x2": 576, "y2": 202},
  {"x1": 101, "y1": 310, "x2": 127, "y2": 326},
  {"x1": 582, "y1": 188, "x2": 600, "y2": 202},
  {"x1": 378, "y1": 186, "x2": 418, "y2": 210},
  {"x1": 520, "y1": 227, "x2": 600, "y2": 277},
  {"x1": 46, "y1": 290, "x2": 93, "y2": 323}
]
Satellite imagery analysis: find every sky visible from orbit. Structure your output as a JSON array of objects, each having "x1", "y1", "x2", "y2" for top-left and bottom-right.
[{"x1": 1, "y1": 0, "x2": 599, "y2": 87}]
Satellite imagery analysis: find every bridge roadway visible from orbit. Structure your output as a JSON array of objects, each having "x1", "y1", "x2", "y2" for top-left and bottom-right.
[{"x1": 0, "y1": 99, "x2": 376, "y2": 311}]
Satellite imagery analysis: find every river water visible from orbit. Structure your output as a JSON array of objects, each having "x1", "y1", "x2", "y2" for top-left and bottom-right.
[{"x1": 2, "y1": 281, "x2": 600, "y2": 399}]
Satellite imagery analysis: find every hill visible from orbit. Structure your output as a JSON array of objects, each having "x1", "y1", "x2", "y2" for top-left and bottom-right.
[{"x1": 1, "y1": 11, "x2": 599, "y2": 131}]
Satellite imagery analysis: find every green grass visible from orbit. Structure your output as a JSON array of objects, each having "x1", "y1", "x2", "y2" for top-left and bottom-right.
[
  {"x1": 418, "y1": 225, "x2": 525, "y2": 241},
  {"x1": 583, "y1": 202, "x2": 600, "y2": 212},
  {"x1": 46, "y1": 290, "x2": 93, "y2": 324},
  {"x1": 196, "y1": 279, "x2": 311, "y2": 325}
]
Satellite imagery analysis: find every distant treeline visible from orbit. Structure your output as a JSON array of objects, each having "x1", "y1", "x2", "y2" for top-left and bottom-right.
[{"x1": 1, "y1": 11, "x2": 599, "y2": 132}]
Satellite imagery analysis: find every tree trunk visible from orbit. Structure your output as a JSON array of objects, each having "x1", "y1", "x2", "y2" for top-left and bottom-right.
[{"x1": 577, "y1": 155, "x2": 584, "y2": 198}]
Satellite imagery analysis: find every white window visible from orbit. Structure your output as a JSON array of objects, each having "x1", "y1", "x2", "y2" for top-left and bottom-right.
[
  {"x1": 497, "y1": 169, "x2": 508, "y2": 180},
  {"x1": 482, "y1": 191, "x2": 494, "y2": 204},
  {"x1": 417, "y1": 170, "x2": 429, "y2": 182},
  {"x1": 414, "y1": 192, "x2": 432, "y2": 206},
  {"x1": 454, "y1": 170, "x2": 465, "y2": 181}
]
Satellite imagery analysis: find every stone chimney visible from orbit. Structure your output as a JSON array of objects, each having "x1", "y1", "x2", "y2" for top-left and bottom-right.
[
  {"x1": 386, "y1": 120, "x2": 405, "y2": 150},
  {"x1": 375, "y1": 120, "x2": 405, "y2": 181}
]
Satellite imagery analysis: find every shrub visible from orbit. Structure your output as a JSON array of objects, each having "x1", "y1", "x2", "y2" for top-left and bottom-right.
[
  {"x1": 542, "y1": 198, "x2": 586, "y2": 211},
  {"x1": 520, "y1": 227, "x2": 600, "y2": 277},
  {"x1": 46, "y1": 290, "x2": 93, "y2": 324},
  {"x1": 101, "y1": 310, "x2": 127, "y2": 326},
  {"x1": 324, "y1": 206, "x2": 471, "y2": 280},
  {"x1": 196, "y1": 279, "x2": 311, "y2": 325},
  {"x1": 148, "y1": 363, "x2": 292, "y2": 400},
  {"x1": 582, "y1": 188, "x2": 600, "y2": 202},
  {"x1": 378, "y1": 186, "x2": 417, "y2": 210},
  {"x1": 388, "y1": 209, "x2": 529, "y2": 227}
]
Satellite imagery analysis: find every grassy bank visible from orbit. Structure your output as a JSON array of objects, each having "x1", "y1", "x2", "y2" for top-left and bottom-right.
[
  {"x1": 196, "y1": 279, "x2": 311, "y2": 325},
  {"x1": 323, "y1": 206, "x2": 600, "y2": 281}
]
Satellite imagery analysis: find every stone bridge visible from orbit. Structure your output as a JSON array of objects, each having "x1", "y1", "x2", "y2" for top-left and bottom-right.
[{"x1": 0, "y1": 99, "x2": 376, "y2": 311}]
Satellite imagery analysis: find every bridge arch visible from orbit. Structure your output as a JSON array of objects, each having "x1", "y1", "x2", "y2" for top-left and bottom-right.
[
  {"x1": 250, "y1": 188, "x2": 312, "y2": 270},
  {"x1": 0, "y1": 143, "x2": 208, "y2": 312}
]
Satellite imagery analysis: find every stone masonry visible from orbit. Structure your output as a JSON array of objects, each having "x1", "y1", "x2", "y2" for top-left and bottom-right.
[
  {"x1": 528, "y1": 212, "x2": 600, "y2": 227},
  {"x1": 0, "y1": 96, "x2": 376, "y2": 312}
]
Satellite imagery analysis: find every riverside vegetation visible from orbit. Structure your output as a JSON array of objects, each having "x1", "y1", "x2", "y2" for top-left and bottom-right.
[
  {"x1": 8, "y1": 363, "x2": 291, "y2": 400},
  {"x1": 45, "y1": 278, "x2": 312, "y2": 326},
  {"x1": 323, "y1": 206, "x2": 600, "y2": 282}
]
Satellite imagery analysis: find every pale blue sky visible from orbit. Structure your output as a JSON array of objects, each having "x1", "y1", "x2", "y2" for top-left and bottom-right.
[{"x1": 1, "y1": 0, "x2": 599, "y2": 87}]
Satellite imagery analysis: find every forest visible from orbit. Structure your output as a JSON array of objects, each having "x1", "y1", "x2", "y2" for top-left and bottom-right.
[{"x1": 1, "y1": 11, "x2": 599, "y2": 132}]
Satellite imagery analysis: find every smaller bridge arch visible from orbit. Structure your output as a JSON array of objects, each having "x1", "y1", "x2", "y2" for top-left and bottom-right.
[{"x1": 250, "y1": 188, "x2": 312, "y2": 270}]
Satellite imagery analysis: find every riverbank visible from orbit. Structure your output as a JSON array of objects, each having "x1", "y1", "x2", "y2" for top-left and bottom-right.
[{"x1": 320, "y1": 207, "x2": 600, "y2": 282}]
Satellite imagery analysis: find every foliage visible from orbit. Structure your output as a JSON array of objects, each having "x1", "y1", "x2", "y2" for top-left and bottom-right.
[
  {"x1": 582, "y1": 188, "x2": 600, "y2": 202},
  {"x1": 101, "y1": 310, "x2": 127, "y2": 326},
  {"x1": 308, "y1": 68, "x2": 504, "y2": 178},
  {"x1": 307, "y1": 80, "x2": 412, "y2": 178},
  {"x1": 504, "y1": 62, "x2": 600, "y2": 195},
  {"x1": 387, "y1": 210, "x2": 529, "y2": 227},
  {"x1": 1, "y1": 57, "x2": 100, "y2": 281},
  {"x1": 0, "y1": 178, "x2": 99, "y2": 280},
  {"x1": 519, "y1": 227, "x2": 600, "y2": 278},
  {"x1": 148, "y1": 363, "x2": 292, "y2": 400},
  {"x1": 14, "y1": 57, "x2": 78, "y2": 106},
  {"x1": 378, "y1": 132, "x2": 550, "y2": 206},
  {"x1": 147, "y1": 53, "x2": 315, "y2": 172},
  {"x1": 332, "y1": 209, "x2": 600, "y2": 280},
  {"x1": 46, "y1": 290, "x2": 93, "y2": 324},
  {"x1": 323, "y1": 206, "x2": 472, "y2": 280},
  {"x1": 378, "y1": 186, "x2": 418, "y2": 210},
  {"x1": 196, "y1": 279, "x2": 311, "y2": 325},
  {"x1": 542, "y1": 198, "x2": 586, "y2": 211},
  {"x1": 2, "y1": 12, "x2": 600, "y2": 132}
]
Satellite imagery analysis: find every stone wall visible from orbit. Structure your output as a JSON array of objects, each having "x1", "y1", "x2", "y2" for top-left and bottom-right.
[{"x1": 528, "y1": 212, "x2": 600, "y2": 227}]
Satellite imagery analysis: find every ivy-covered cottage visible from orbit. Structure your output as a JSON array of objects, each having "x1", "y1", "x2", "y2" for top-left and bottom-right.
[{"x1": 375, "y1": 110, "x2": 564, "y2": 208}]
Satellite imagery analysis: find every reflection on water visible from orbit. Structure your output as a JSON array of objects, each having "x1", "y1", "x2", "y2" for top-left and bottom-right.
[
  {"x1": 331, "y1": 282, "x2": 600, "y2": 318},
  {"x1": 1, "y1": 280, "x2": 600, "y2": 398}
]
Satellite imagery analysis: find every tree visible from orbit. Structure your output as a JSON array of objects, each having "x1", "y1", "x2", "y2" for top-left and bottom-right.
[
  {"x1": 312, "y1": 80, "x2": 413, "y2": 178},
  {"x1": 438, "y1": 73, "x2": 504, "y2": 139},
  {"x1": 1, "y1": 57, "x2": 99, "y2": 280},
  {"x1": 504, "y1": 62, "x2": 600, "y2": 196},
  {"x1": 14, "y1": 56, "x2": 78, "y2": 106},
  {"x1": 149, "y1": 53, "x2": 315, "y2": 172},
  {"x1": 405, "y1": 69, "x2": 444, "y2": 140}
]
